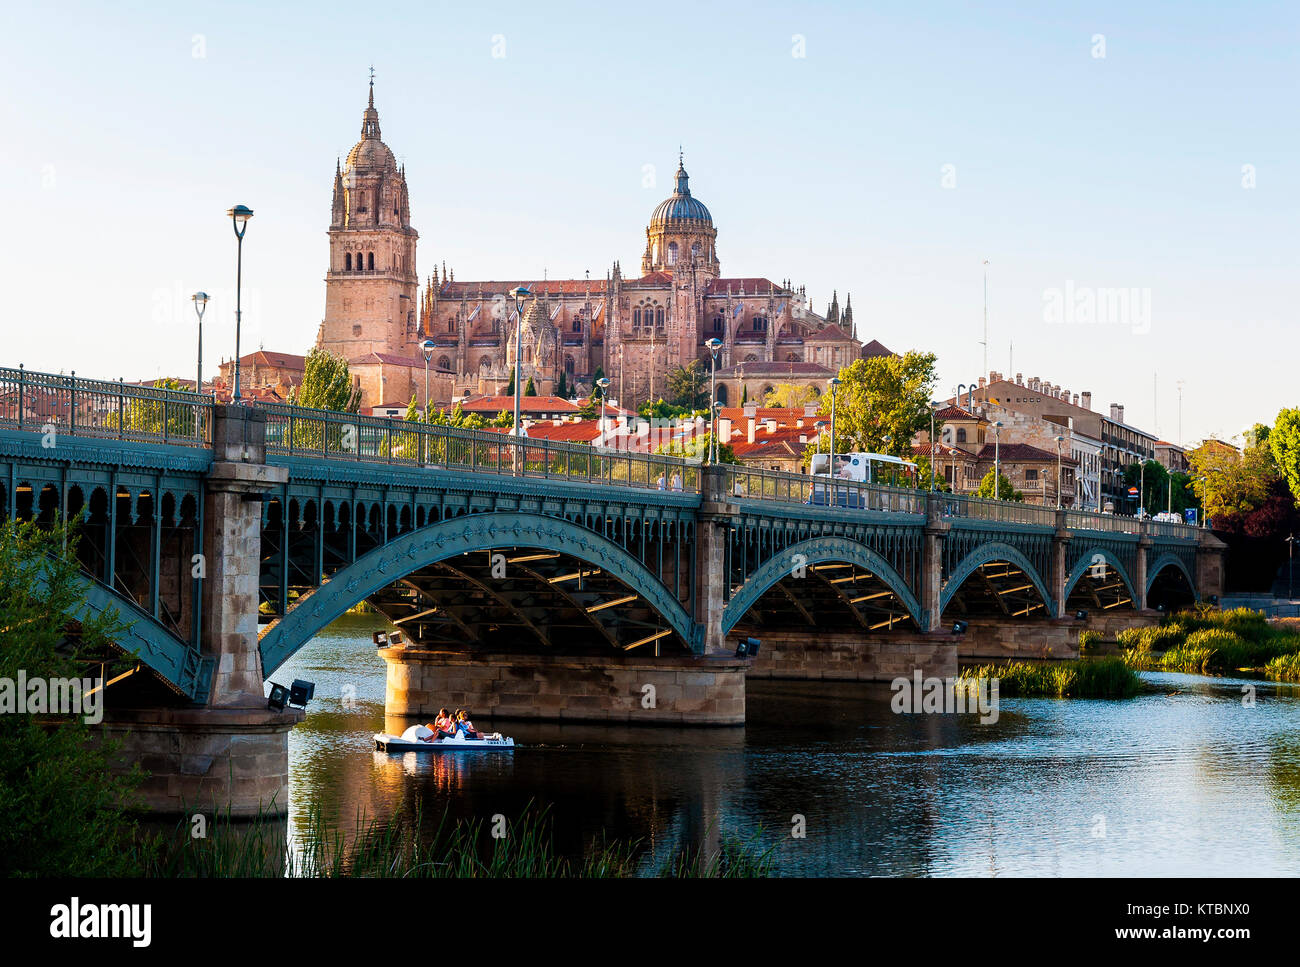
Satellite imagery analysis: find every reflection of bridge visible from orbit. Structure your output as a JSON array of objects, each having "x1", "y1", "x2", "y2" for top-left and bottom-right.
[{"x1": 0, "y1": 367, "x2": 1224, "y2": 814}]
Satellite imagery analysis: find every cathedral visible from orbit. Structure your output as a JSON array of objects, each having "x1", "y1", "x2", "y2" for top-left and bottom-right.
[{"x1": 316, "y1": 82, "x2": 865, "y2": 411}]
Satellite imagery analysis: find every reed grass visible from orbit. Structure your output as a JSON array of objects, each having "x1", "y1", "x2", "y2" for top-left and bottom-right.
[
  {"x1": 135, "y1": 799, "x2": 773, "y2": 878},
  {"x1": 959, "y1": 657, "x2": 1142, "y2": 698}
]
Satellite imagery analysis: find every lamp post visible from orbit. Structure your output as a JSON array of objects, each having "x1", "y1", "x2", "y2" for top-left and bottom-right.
[
  {"x1": 226, "y1": 205, "x2": 253, "y2": 402},
  {"x1": 420, "y1": 338, "x2": 436, "y2": 420},
  {"x1": 992, "y1": 421, "x2": 1003, "y2": 499},
  {"x1": 829, "y1": 376, "x2": 841, "y2": 475},
  {"x1": 1054, "y1": 434, "x2": 1065, "y2": 509},
  {"x1": 191, "y1": 292, "x2": 209, "y2": 397},
  {"x1": 1287, "y1": 534, "x2": 1297, "y2": 599},
  {"x1": 1138, "y1": 460, "x2": 1146, "y2": 517},
  {"x1": 706, "y1": 338, "x2": 722, "y2": 463},
  {"x1": 596, "y1": 376, "x2": 611, "y2": 439},
  {"x1": 506, "y1": 286, "x2": 531, "y2": 475},
  {"x1": 929, "y1": 401, "x2": 944, "y2": 491}
]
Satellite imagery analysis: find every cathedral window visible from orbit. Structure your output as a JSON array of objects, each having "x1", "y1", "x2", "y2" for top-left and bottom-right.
[
  {"x1": 345, "y1": 253, "x2": 352, "y2": 271},
  {"x1": 564, "y1": 356, "x2": 575, "y2": 375},
  {"x1": 655, "y1": 307, "x2": 664, "y2": 327},
  {"x1": 572, "y1": 319, "x2": 581, "y2": 333},
  {"x1": 368, "y1": 252, "x2": 375, "y2": 270},
  {"x1": 633, "y1": 308, "x2": 642, "y2": 328},
  {"x1": 437, "y1": 356, "x2": 450, "y2": 371},
  {"x1": 712, "y1": 316, "x2": 722, "y2": 332},
  {"x1": 667, "y1": 242, "x2": 678, "y2": 265}
]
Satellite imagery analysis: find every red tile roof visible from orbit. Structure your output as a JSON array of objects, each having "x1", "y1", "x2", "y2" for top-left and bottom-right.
[
  {"x1": 860, "y1": 339, "x2": 894, "y2": 359},
  {"x1": 459, "y1": 395, "x2": 579, "y2": 414},
  {"x1": 717, "y1": 406, "x2": 820, "y2": 425},
  {"x1": 806, "y1": 324, "x2": 852, "y2": 341},
  {"x1": 347, "y1": 351, "x2": 426, "y2": 368},
  {"x1": 975, "y1": 442, "x2": 1078, "y2": 464},
  {"x1": 705, "y1": 278, "x2": 782, "y2": 296},
  {"x1": 934, "y1": 404, "x2": 984, "y2": 421},
  {"x1": 731, "y1": 426, "x2": 812, "y2": 458},
  {"x1": 236, "y1": 350, "x2": 305, "y2": 369}
]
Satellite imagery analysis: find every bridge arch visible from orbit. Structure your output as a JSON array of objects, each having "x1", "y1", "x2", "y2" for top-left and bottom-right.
[
  {"x1": 259, "y1": 511, "x2": 698, "y2": 676},
  {"x1": 721, "y1": 536, "x2": 924, "y2": 636},
  {"x1": 941, "y1": 540, "x2": 1054, "y2": 616},
  {"x1": 1146, "y1": 552, "x2": 1196, "y2": 597},
  {"x1": 1062, "y1": 545, "x2": 1138, "y2": 605}
]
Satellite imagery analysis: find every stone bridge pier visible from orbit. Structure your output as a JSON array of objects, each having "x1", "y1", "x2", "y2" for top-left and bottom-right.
[{"x1": 101, "y1": 406, "x2": 301, "y2": 818}]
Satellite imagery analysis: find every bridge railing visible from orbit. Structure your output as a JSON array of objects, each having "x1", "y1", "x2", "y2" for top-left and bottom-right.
[
  {"x1": 260, "y1": 401, "x2": 702, "y2": 492},
  {"x1": 939, "y1": 491, "x2": 1058, "y2": 526},
  {"x1": 1065, "y1": 510, "x2": 1140, "y2": 534},
  {"x1": 0, "y1": 365, "x2": 214, "y2": 447},
  {"x1": 718, "y1": 465, "x2": 926, "y2": 513},
  {"x1": 1145, "y1": 519, "x2": 1201, "y2": 539}
]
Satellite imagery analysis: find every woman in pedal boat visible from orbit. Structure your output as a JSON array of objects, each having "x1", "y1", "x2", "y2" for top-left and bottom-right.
[
  {"x1": 455, "y1": 709, "x2": 485, "y2": 739},
  {"x1": 422, "y1": 707, "x2": 456, "y2": 741}
]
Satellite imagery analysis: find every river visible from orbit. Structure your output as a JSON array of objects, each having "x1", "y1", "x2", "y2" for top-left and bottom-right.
[{"x1": 273, "y1": 613, "x2": 1300, "y2": 876}]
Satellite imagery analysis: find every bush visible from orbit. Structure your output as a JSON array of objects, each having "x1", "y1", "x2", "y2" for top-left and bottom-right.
[
  {"x1": 1117, "y1": 627, "x2": 1147, "y2": 652},
  {"x1": 1078, "y1": 630, "x2": 1102, "y2": 653}
]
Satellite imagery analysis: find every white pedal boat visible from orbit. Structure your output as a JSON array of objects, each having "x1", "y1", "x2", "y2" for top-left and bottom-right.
[{"x1": 374, "y1": 724, "x2": 515, "y2": 751}]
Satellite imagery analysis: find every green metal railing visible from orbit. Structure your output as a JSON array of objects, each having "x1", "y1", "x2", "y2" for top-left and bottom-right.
[
  {"x1": 719, "y1": 464, "x2": 925, "y2": 513},
  {"x1": 0, "y1": 365, "x2": 214, "y2": 447},
  {"x1": 260, "y1": 401, "x2": 701, "y2": 493}
]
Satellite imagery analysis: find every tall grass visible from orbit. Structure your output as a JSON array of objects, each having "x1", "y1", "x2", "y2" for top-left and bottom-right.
[
  {"x1": 1114, "y1": 607, "x2": 1300, "y2": 676},
  {"x1": 959, "y1": 657, "x2": 1142, "y2": 698},
  {"x1": 136, "y1": 799, "x2": 774, "y2": 878}
]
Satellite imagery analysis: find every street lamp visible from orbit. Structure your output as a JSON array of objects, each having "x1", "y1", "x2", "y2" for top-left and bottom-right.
[
  {"x1": 929, "y1": 400, "x2": 944, "y2": 491},
  {"x1": 191, "y1": 292, "x2": 209, "y2": 398},
  {"x1": 1053, "y1": 434, "x2": 1065, "y2": 509},
  {"x1": 991, "y1": 421, "x2": 1003, "y2": 499},
  {"x1": 596, "y1": 376, "x2": 611, "y2": 440},
  {"x1": 829, "y1": 376, "x2": 842, "y2": 475},
  {"x1": 226, "y1": 205, "x2": 253, "y2": 402},
  {"x1": 706, "y1": 338, "x2": 722, "y2": 463},
  {"x1": 1287, "y1": 534, "x2": 1297, "y2": 599},
  {"x1": 420, "y1": 338, "x2": 436, "y2": 420}
]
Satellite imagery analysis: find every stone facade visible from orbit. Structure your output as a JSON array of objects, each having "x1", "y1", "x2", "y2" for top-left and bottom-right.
[
  {"x1": 382, "y1": 648, "x2": 747, "y2": 725},
  {"x1": 956, "y1": 612, "x2": 1161, "y2": 662},
  {"x1": 311, "y1": 86, "x2": 863, "y2": 410},
  {"x1": 746, "y1": 631, "x2": 959, "y2": 681}
]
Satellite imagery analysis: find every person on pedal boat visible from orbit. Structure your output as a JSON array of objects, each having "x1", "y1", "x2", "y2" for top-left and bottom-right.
[
  {"x1": 425, "y1": 707, "x2": 457, "y2": 741},
  {"x1": 455, "y1": 709, "x2": 485, "y2": 739}
]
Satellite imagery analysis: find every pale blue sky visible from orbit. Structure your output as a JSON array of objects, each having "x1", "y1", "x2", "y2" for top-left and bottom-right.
[{"x1": 1, "y1": 0, "x2": 1295, "y2": 445}]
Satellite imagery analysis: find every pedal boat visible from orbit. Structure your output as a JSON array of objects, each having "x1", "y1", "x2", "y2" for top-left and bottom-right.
[{"x1": 374, "y1": 725, "x2": 515, "y2": 751}]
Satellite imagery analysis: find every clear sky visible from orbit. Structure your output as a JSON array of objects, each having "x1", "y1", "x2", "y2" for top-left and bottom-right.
[{"x1": 1, "y1": 0, "x2": 1295, "y2": 445}]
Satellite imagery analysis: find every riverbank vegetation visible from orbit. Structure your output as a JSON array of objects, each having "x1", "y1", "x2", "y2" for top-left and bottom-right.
[
  {"x1": 959, "y1": 656, "x2": 1142, "y2": 698},
  {"x1": 1116, "y1": 607, "x2": 1300, "y2": 679},
  {"x1": 140, "y1": 800, "x2": 776, "y2": 878}
]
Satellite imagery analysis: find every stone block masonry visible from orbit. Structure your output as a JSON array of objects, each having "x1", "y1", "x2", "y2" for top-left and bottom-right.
[
  {"x1": 381, "y1": 647, "x2": 747, "y2": 725},
  {"x1": 744, "y1": 631, "x2": 959, "y2": 681}
]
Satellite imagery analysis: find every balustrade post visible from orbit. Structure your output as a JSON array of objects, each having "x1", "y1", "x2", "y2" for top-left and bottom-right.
[
  {"x1": 118, "y1": 378, "x2": 125, "y2": 439},
  {"x1": 16, "y1": 364, "x2": 24, "y2": 431}
]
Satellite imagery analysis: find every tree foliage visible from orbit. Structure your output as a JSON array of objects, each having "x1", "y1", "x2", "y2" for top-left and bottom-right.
[
  {"x1": 292, "y1": 348, "x2": 361, "y2": 413},
  {"x1": 978, "y1": 469, "x2": 1023, "y2": 501},
  {"x1": 763, "y1": 383, "x2": 819, "y2": 409},
  {"x1": 1271, "y1": 408, "x2": 1300, "y2": 504},
  {"x1": 664, "y1": 361, "x2": 710, "y2": 411},
  {"x1": 815, "y1": 351, "x2": 939, "y2": 458},
  {"x1": 0, "y1": 517, "x2": 150, "y2": 876},
  {"x1": 1189, "y1": 437, "x2": 1276, "y2": 520}
]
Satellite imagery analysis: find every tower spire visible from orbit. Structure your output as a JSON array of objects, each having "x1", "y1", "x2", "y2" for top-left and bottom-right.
[{"x1": 361, "y1": 68, "x2": 381, "y2": 140}]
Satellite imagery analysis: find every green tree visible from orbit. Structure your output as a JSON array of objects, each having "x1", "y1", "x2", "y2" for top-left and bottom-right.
[
  {"x1": 638, "y1": 398, "x2": 692, "y2": 421},
  {"x1": 119, "y1": 378, "x2": 199, "y2": 437},
  {"x1": 292, "y1": 348, "x2": 361, "y2": 413},
  {"x1": 978, "y1": 469, "x2": 1023, "y2": 501},
  {"x1": 664, "y1": 361, "x2": 709, "y2": 411},
  {"x1": 556, "y1": 371, "x2": 569, "y2": 400},
  {"x1": 504, "y1": 369, "x2": 515, "y2": 398},
  {"x1": 1271, "y1": 408, "x2": 1300, "y2": 504},
  {"x1": 815, "y1": 350, "x2": 940, "y2": 458},
  {"x1": 524, "y1": 376, "x2": 537, "y2": 397},
  {"x1": 0, "y1": 517, "x2": 150, "y2": 876},
  {"x1": 1189, "y1": 437, "x2": 1276, "y2": 519},
  {"x1": 763, "y1": 383, "x2": 819, "y2": 409}
]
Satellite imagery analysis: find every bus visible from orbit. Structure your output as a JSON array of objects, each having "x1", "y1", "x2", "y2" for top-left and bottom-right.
[{"x1": 808, "y1": 452, "x2": 918, "y2": 507}]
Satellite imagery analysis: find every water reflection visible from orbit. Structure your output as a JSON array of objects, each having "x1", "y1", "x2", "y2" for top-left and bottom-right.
[{"x1": 274, "y1": 615, "x2": 1300, "y2": 876}]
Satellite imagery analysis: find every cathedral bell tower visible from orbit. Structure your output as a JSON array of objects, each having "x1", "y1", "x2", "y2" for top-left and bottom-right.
[{"x1": 318, "y1": 77, "x2": 419, "y2": 362}]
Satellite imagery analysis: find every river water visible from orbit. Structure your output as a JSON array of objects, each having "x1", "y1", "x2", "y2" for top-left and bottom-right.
[{"x1": 274, "y1": 613, "x2": 1300, "y2": 876}]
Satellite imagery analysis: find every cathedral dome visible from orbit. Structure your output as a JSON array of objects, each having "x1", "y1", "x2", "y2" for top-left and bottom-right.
[
  {"x1": 649, "y1": 161, "x2": 712, "y2": 227},
  {"x1": 346, "y1": 137, "x2": 396, "y2": 171},
  {"x1": 344, "y1": 80, "x2": 397, "y2": 172}
]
